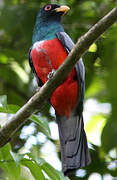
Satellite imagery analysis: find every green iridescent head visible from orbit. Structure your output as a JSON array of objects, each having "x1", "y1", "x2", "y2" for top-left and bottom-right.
[{"x1": 32, "y1": 4, "x2": 70, "y2": 44}]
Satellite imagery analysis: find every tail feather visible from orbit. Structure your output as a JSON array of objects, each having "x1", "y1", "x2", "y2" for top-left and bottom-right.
[{"x1": 56, "y1": 114, "x2": 91, "y2": 175}]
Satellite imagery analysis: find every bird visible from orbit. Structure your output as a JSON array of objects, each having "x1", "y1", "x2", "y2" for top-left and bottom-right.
[{"x1": 29, "y1": 4, "x2": 91, "y2": 176}]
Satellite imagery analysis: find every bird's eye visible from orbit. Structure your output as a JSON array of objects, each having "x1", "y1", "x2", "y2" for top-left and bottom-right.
[{"x1": 44, "y1": 5, "x2": 52, "y2": 11}]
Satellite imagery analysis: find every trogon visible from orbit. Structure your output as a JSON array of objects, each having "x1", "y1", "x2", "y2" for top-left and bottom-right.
[{"x1": 29, "y1": 4, "x2": 91, "y2": 175}]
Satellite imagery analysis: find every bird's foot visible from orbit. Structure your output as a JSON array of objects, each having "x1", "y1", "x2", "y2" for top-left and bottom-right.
[
  {"x1": 48, "y1": 69, "x2": 56, "y2": 79},
  {"x1": 36, "y1": 87, "x2": 41, "y2": 92}
]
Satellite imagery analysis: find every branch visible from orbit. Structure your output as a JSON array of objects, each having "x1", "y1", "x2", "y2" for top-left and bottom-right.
[{"x1": 0, "y1": 7, "x2": 117, "y2": 148}]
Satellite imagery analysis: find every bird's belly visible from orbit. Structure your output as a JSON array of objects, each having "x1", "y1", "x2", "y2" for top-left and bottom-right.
[
  {"x1": 31, "y1": 38, "x2": 78, "y2": 117},
  {"x1": 51, "y1": 72, "x2": 78, "y2": 117}
]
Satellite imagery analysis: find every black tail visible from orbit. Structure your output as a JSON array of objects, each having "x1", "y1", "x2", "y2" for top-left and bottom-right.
[{"x1": 56, "y1": 114, "x2": 91, "y2": 175}]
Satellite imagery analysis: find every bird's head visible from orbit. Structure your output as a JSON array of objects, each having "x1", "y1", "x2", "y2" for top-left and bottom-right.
[
  {"x1": 32, "y1": 4, "x2": 70, "y2": 43},
  {"x1": 37, "y1": 4, "x2": 70, "y2": 22}
]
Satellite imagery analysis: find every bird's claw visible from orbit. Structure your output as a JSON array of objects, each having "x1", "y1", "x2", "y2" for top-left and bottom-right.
[
  {"x1": 36, "y1": 87, "x2": 40, "y2": 92},
  {"x1": 48, "y1": 69, "x2": 56, "y2": 79}
]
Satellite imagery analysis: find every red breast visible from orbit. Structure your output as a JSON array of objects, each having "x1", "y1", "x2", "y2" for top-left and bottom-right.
[{"x1": 31, "y1": 38, "x2": 78, "y2": 117}]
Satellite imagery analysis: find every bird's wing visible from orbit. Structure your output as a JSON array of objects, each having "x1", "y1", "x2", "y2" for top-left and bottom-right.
[
  {"x1": 56, "y1": 32, "x2": 85, "y2": 114},
  {"x1": 28, "y1": 47, "x2": 43, "y2": 87},
  {"x1": 56, "y1": 32, "x2": 90, "y2": 175}
]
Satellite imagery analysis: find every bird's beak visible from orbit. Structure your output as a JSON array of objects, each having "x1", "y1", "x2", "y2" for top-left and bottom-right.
[{"x1": 55, "y1": 5, "x2": 70, "y2": 15}]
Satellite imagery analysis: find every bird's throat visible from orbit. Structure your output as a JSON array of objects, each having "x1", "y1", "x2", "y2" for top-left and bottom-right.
[{"x1": 32, "y1": 21, "x2": 63, "y2": 44}]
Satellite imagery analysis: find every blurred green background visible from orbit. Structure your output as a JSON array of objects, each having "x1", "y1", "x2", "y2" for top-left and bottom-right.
[{"x1": 0, "y1": 0, "x2": 117, "y2": 179}]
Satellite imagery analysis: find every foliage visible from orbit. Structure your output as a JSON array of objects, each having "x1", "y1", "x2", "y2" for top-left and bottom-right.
[
  {"x1": 0, "y1": 0, "x2": 117, "y2": 179},
  {"x1": 0, "y1": 143, "x2": 69, "y2": 180}
]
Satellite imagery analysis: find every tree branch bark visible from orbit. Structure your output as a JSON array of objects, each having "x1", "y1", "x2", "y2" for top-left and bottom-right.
[{"x1": 0, "y1": 7, "x2": 117, "y2": 148}]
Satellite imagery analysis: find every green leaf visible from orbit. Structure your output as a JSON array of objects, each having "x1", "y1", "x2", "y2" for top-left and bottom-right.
[
  {"x1": 0, "y1": 144, "x2": 20, "y2": 180},
  {"x1": 30, "y1": 114, "x2": 51, "y2": 137},
  {"x1": 94, "y1": 57, "x2": 101, "y2": 67},
  {"x1": 7, "y1": 104, "x2": 20, "y2": 113},
  {"x1": 0, "y1": 143, "x2": 12, "y2": 161},
  {"x1": 88, "y1": 43, "x2": 97, "y2": 52},
  {"x1": 10, "y1": 151, "x2": 25, "y2": 167},
  {"x1": 21, "y1": 159, "x2": 46, "y2": 180},
  {"x1": 0, "y1": 53, "x2": 8, "y2": 64},
  {"x1": 0, "y1": 104, "x2": 20, "y2": 114},
  {"x1": 41, "y1": 162, "x2": 61, "y2": 180},
  {"x1": 36, "y1": 158, "x2": 61, "y2": 180}
]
